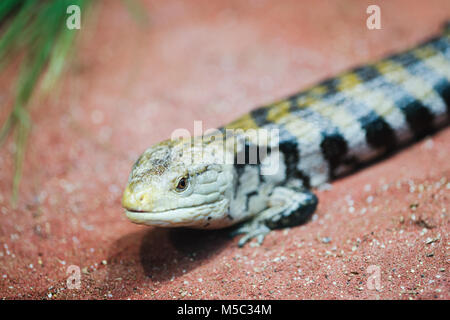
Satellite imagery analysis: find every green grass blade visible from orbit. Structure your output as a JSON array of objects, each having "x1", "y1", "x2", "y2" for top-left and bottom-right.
[{"x1": 1, "y1": 0, "x2": 144, "y2": 205}]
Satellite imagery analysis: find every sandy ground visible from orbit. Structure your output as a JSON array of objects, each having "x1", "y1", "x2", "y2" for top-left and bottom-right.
[{"x1": 0, "y1": 0, "x2": 448, "y2": 299}]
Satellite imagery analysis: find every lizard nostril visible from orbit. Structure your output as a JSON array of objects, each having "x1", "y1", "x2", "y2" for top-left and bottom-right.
[{"x1": 138, "y1": 193, "x2": 150, "y2": 204}]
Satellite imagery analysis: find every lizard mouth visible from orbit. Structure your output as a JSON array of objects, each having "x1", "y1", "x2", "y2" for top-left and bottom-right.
[
  {"x1": 124, "y1": 197, "x2": 224, "y2": 215},
  {"x1": 124, "y1": 198, "x2": 230, "y2": 228},
  {"x1": 125, "y1": 209, "x2": 148, "y2": 213}
]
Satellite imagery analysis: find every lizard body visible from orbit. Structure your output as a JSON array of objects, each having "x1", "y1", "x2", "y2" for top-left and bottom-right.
[{"x1": 122, "y1": 23, "x2": 450, "y2": 247}]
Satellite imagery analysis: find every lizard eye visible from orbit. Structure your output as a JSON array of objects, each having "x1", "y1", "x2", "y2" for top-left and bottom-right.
[{"x1": 175, "y1": 175, "x2": 189, "y2": 192}]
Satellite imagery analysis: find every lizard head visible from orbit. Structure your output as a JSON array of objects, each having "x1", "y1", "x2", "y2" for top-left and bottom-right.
[{"x1": 122, "y1": 137, "x2": 235, "y2": 228}]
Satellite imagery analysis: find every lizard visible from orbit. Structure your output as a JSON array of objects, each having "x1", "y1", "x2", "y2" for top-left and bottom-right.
[{"x1": 122, "y1": 22, "x2": 450, "y2": 247}]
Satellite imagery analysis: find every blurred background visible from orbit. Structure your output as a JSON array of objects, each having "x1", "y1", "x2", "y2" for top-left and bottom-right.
[{"x1": 0, "y1": 0, "x2": 448, "y2": 299}]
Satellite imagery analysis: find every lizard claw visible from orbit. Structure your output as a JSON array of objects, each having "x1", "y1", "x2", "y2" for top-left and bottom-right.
[{"x1": 231, "y1": 223, "x2": 270, "y2": 247}]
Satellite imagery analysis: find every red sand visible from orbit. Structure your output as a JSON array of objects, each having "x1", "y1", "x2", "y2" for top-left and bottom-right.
[{"x1": 0, "y1": 0, "x2": 448, "y2": 300}]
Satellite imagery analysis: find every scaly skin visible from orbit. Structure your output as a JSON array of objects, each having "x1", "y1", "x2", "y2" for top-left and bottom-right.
[{"x1": 122, "y1": 23, "x2": 450, "y2": 247}]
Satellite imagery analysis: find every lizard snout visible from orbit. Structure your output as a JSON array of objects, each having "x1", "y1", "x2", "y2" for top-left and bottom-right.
[{"x1": 122, "y1": 185, "x2": 153, "y2": 212}]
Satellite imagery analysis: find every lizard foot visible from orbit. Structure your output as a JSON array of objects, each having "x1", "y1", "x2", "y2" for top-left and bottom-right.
[{"x1": 230, "y1": 222, "x2": 271, "y2": 247}]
